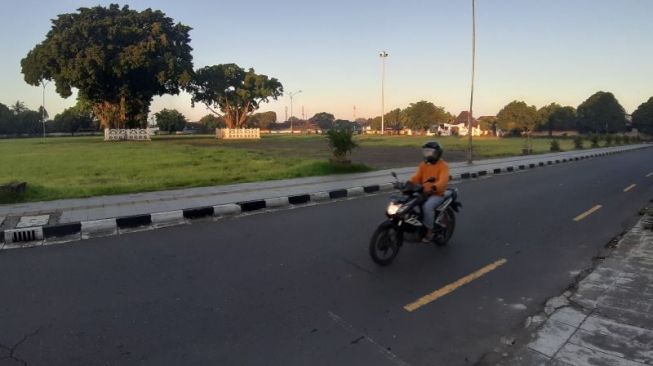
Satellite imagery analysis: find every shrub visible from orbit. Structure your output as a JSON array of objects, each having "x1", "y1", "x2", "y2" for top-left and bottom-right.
[
  {"x1": 604, "y1": 134, "x2": 613, "y2": 146},
  {"x1": 590, "y1": 134, "x2": 600, "y2": 148},
  {"x1": 573, "y1": 136, "x2": 584, "y2": 149},
  {"x1": 614, "y1": 135, "x2": 623, "y2": 145},
  {"x1": 622, "y1": 135, "x2": 630, "y2": 144},
  {"x1": 326, "y1": 128, "x2": 358, "y2": 161},
  {"x1": 549, "y1": 139, "x2": 561, "y2": 152}
]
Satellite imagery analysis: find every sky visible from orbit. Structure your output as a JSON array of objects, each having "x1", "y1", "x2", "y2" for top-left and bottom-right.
[{"x1": 0, "y1": 0, "x2": 651, "y2": 121}]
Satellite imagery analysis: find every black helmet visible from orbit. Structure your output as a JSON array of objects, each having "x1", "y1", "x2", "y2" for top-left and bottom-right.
[{"x1": 422, "y1": 141, "x2": 443, "y2": 163}]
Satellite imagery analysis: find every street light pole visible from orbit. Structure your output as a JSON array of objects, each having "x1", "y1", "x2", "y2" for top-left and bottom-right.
[
  {"x1": 467, "y1": 0, "x2": 476, "y2": 164},
  {"x1": 41, "y1": 80, "x2": 50, "y2": 141},
  {"x1": 288, "y1": 90, "x2": 302, "y2": 134},
  {"x1": 379, "y1": 51, "x2": 388, "y2": 135}
]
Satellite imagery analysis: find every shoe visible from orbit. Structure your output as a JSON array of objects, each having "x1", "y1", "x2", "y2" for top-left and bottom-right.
[{"x1": 421, "y1": 230, "x2": 434, "y2": 243}]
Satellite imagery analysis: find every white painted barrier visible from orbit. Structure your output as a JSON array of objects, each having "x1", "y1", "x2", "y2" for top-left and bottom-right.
[
  {"x1": 104, "y1": 128, "x2": 152, "y2": 141},
  {"x1": 216, "y1": 128, "x2": 260, "y2": 139}
]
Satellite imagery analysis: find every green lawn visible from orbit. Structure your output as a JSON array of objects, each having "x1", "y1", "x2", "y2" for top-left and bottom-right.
[
  {"x1": 0, "y1": 134, "x2": 591, "y2": 203},
  {"x1": 0, "y1": 136, "x2": 368, "y2": 203},
  {"x1": 356, "y1": 134, "x2": 577, "y2": 155}
]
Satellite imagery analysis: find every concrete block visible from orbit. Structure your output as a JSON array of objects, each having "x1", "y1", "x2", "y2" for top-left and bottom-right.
[
  {"x1": 81, "y1": 219, "x2": 117, "y2": 239},
  {"x1": 550, "y1": 307, "x2": 587, "y2": 328},
  {"x1": 346, "y1": 187, "x2": 365, "y2": 197},
  {"x1": 310, "y1": 191, "x2": 330, "y2": 202},
  {"x1": 379, "y1": 183, "x2": 394, "y2": 192},
  {"x1": 264, "y1": 197, "x2": 289, "y2": 208},
  {"x1": 528, "y1": 319, "x2": 576, "y2": 357},
  {"x1": 16, "y1": 215, "x2": 50, "y2": 228},
  {"x1": 213, "y1": 203, "x2": 242, "y2": 216},
  {"x1": 151, "y1": 210, "x2": 185, "y2": 228}
]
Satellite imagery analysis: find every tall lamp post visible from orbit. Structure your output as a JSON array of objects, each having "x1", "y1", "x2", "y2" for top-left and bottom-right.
[
  {"x1": 467, "y1": 0, "x2": 477, "y2": 164},
  {"x1": 41, "y1": 80, "x2": 50, "y2": 140},
  {"x1": 288, "y1": 90, "x2": 302, "y2": 134},
  {"x1": 379, "y1": 51, "x2": 388, "y2": 135}
]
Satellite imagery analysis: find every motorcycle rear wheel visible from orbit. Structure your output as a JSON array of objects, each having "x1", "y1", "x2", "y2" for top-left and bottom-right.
[{"x1": 434, "y1": 208, "x2": 456, "y2": 246}]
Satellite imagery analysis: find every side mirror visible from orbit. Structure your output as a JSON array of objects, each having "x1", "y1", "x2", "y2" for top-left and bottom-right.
[
  {"x1": 426, "y1": 176, "x2": 436, "y2": 183},
  {"x1": 391, "y1": 172, "x2": 397, "y2": 179}
]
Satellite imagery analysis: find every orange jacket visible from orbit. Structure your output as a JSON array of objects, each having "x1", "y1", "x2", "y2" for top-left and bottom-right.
[{"x1": 409, "y1": 160, "x2": 450, "y2": 196}]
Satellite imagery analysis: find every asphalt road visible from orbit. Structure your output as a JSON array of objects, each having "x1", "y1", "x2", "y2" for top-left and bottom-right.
[{"x1": 1, "y1": 148, "x2": 651, "y2": 366}]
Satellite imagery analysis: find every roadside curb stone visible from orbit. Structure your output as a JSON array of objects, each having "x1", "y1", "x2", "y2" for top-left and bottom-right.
[{"x1": 0, "y1": 145, "x2": 649, "y2": 250}]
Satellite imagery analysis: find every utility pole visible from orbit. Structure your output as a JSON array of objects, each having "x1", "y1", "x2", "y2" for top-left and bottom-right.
[
  {"x1": 288, "y1": 90, "x2": 302, "y2": 134},
  {"x1": 467, "y1": 0, "x2": 477, "y2": 164},
  {"x1": 379, "y1": 50, "x2": 388, "y2": 135},
  {"x1": 353, "y1": 105, "x2": 357, "y2": 121},
  {"x1": 41, "y1": 80, "x2": 50, "y2": 141}
]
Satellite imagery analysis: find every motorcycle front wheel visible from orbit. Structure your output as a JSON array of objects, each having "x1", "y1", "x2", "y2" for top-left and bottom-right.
[{"x1": 369, "y1": 223, "x2": 402, "y2": 266}]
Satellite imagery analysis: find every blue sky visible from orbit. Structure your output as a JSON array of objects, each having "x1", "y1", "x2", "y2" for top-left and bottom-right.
[{"x1": 0, "y1": 0, "x2": 651, "y2": 121}]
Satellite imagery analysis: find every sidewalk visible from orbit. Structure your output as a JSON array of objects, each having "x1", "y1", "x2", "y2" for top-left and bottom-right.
[
  {"x1": 494, "y1": 208, "x2": 653, "y2": 366},
  {"x1": 0, "y1": 145, "x2": 648, "y2": 229}
]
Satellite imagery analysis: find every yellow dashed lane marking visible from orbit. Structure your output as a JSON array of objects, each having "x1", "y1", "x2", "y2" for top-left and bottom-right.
[
  {"x1": 573, "y1": 205, "x2": 602, "y2": 222},
  {"x1": 404, "y1": 258, "x2": 508, "y2": 312},
  {"x1": 623, "y1": 184, "x2": 636, "y2": 192}
]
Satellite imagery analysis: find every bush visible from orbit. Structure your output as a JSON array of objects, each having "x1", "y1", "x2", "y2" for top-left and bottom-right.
[
  {"x1": 590, "y1": 134, "x2": 600, "y2": 148},
  {"x1": 622, "y1": 135, "x2": 630, "y2": 144},
  {"x1": 549, "y1": 139, "x2": 561, "y2": 152},
  {"x1": 573, "y1": 136, "x2": 584, "y2": 149},
  {"x1": 326, "y1": 128, "x2": 358, "y2": 161},
  {"x1": 614, "y1": 135, "x2": 623, "y2": 145},
  {"x1": 604, "y1": 134, "x2": 613, "y2": 146}
]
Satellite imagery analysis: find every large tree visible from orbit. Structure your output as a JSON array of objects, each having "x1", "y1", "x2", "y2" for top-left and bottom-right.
[
  {"x1": 496, "y1": 101, "x2": 538, "y2": 134},
  {"x1": 155, "y1": 109, "x2": 187, "y2": 133},
  {"x1": 403, "y1": 101, "x2": 449, "y2": 130},
  {"x1": 632, "y1": 97, "x2": 653, "y2": 135},
  {"x1": 547, "y1": 106, "x2": 577, "y2": 134},
  {"x1": 53, "y1": 102, "x2": 96, "y2": 134},
  {"x1": 198, "y1": 114, "x2": 226, "y2": 133},
  {"x1": 576, "y1": 91, "x2": 626, "y2": 133},
  {"x1": 310, "y1": 112, "x2": 335, "y2": 130},
  {"x1": 188, "y1": 64, "x2": 283, "y2": 128},
  {"x1": 535, "y1": 103, "x2": 561, "y2": 132},
  {"x1": 247, "y1": 111, "x2": 277, "y2": 130},
  {"x1": 21, "y1": 4, "x2": 194, "y2": 129}
]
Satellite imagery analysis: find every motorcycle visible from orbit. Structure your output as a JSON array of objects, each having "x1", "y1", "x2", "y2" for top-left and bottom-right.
[{"x1": 369, "y1": 172, "x2": 462, "y2": 266}]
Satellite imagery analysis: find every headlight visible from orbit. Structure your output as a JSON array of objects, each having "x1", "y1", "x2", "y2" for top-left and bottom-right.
[{"x1": 386, "y1": 202, "x2": 401, "y2": 216}]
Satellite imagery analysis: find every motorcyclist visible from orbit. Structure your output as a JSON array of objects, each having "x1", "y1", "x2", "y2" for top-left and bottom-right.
[{"x1": 409, "y1": 141, "x2": 450, "y2": 243}]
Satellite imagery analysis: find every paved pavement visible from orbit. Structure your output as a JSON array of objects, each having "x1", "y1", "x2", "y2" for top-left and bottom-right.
[
  {"x1": 491, "y1": 208, "x2": 653, "y2": 366},
  {"x1": 0, "y1": 147, "x2": 651, "y2": 365},
  {"x1": 0, "y1": 145, "x2": 646, "y2": 227}
]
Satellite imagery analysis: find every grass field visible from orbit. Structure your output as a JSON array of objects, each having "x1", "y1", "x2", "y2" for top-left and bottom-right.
[{"x1": 0, "y1": 134, "x2": 587, "y2": 202}]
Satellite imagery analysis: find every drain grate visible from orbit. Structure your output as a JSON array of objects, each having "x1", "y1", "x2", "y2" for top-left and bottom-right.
[{"x1": 3, "y1": 227, "x2": 44, "y2": 244}]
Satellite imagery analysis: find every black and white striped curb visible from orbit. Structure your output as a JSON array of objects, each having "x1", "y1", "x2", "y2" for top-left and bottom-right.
[{"x1": 0, "y1": 146, "x2": 646, "y2": 250}]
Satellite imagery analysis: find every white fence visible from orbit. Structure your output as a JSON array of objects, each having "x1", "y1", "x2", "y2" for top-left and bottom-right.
[
  {"x1": 216, "y1": 128, "x2": 260, "y2": 139},
  {"x1": 104, "y1": 128, "x2": 152, "y2": 141}
]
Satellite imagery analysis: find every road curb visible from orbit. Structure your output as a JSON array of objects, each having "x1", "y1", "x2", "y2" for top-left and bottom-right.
[{"x1": 0, "y1": 145, "x2": 648, "y2": 250}]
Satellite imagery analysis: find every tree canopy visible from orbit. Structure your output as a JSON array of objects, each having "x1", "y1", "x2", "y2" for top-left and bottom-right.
[
  {"x1": 155, "y1": 109, "x2": 187, "y2": 133},
  {"x1": 496, "y1": 101, "x2": 538, "y2": 134},
  {"x1": 53, "y1": 102, "x2": 96, "y2": 134},
  {"x1": 188, "y1": 64, "x2": 283, "y2": 128},
  {"x1": 247, "y1": 112, "x2": 277, "y2": 130},
  {"x1": 403, "y1": 101, "x2": 449, "y2": 130},
  {"x1": 310, "y1": 112, "x2": 335, "y2": 130},
  {"x1": 547, "y1": 106, "x2": 577, "y2": 133},
  {"x1": 576, "y1": 91, "x2": 626, "y2": 133},
  {"x1": 21, "y1": 4, "x2": 194, "y2": 129},
  {"x1": 198, "y1": 114, "x2": 226, "y2": 133},
  {"x1": 632, "y1": 97, "x2": 653, "y2": 135}
]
